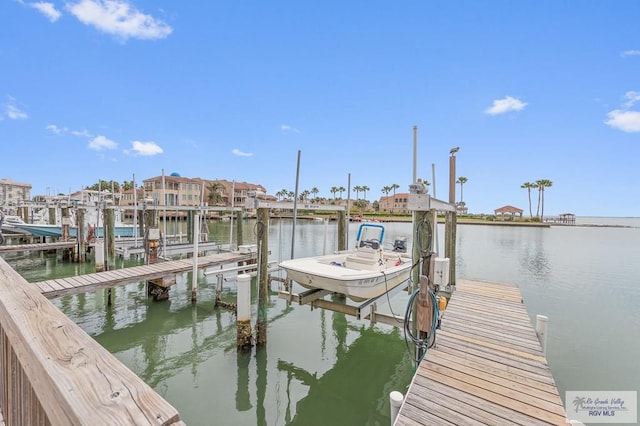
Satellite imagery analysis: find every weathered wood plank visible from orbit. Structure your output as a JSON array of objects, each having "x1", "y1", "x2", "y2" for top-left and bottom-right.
[
  {"x1": 395, "y1": 279, "x2": 566, "y2": 426},
  {"x1": 34, "y1": 252, "x2": 255, "y2": 298},
  {"x1": 431, "y1": 346, "x2": 559, "y2": 390},
  {"x1": 0, "y1": 258, "x2": 182, "y2": 425},
  {"x1": 426, "y1": 351, "x2": 561, "y2": 402}
]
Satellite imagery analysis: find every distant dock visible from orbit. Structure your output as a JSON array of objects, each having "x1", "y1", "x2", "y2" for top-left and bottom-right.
[{"x1": 394, "y1": 278, "x2": 567, "y2": 425}]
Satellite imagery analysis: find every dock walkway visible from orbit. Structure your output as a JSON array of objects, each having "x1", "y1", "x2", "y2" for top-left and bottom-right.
[
  {"x1": 34, "y1": 251, "x2": 254, "y2": 298},
  {"x1": 395, "y1": 278, "x2": 567, "y2": 425}
]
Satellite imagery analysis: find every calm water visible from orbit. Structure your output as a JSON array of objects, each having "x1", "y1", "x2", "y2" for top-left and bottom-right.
[{"x1": 4, "y1": 217, "x2": 640, "y2": 425}]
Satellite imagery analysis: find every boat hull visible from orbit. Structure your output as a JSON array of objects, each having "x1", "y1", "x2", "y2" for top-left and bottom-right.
[
  {"x1": 14, "y1": 224, "x2": 136, "y2": 239},
  {"x1": 279, "y1": 253, "x2": 411, "y2": 302}
]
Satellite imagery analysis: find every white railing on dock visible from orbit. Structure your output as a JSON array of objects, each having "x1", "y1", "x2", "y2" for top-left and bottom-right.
[{"x1": 0, "y1": 258, "x2": 183, "y2": 425}]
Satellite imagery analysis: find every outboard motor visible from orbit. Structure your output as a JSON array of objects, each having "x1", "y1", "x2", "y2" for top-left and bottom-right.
[{"x1": 392, "y1": 236, "x2": 407, "y2": 253}]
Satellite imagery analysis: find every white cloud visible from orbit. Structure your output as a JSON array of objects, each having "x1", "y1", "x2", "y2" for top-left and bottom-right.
[
  {"x1": 71, "y1": 129, "x2": 92, "y2": 137},
  {"x1": 130, "y1": 140, "x2": 163, "y2": 156},
  {"x1": 46, "y1": 124, "x2": 67, "y2": 134},
  {"x1": 66, "y1": 0, "x2": 172, "y2": 41},
  {"x1": 6, "y1": 104, "x2": 28, "y2": 120},
  {"x1": 281, "y1": 124, "x2": 300, "y2": 133},
  {"x1": 232, "y1": 148, "x2": 253, "y2": 157},
  {"x1": 605, "y1": 91, "x2": 640, "y2": 133},
  {"x1": 621, "y1": 50, "x2": 640, "y2": 57},
  {"x1": 30, "y1": 2, "x2": 62, "y2": 22},
  {"x1": 484, "y1": 96, "x2": 528, "y2": 115},
  {"x1": 605, "y1": 110, "x2": 640, "y2": 133},
  {"x1": 88, "y1": 135, "x2": 118, "y2": 150},
  {"x1": 623, "y1": 91, "x2": 640, "y2": 108},
  {"x1": 46, "y1": 124, "x2": 93, "y2": 137}
]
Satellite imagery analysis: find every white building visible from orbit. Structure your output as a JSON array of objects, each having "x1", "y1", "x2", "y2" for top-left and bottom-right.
[{"x1": 0, "y1": 178, "x2": 32, "y2": 207}]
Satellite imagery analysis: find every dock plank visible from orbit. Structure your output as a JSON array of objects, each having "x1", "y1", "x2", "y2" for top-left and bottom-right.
[
  {"x1": 395, "y1": 279, "x2": 567, "y2": 426},
  {"x1": 33, "y1": 252, "x2": 255, "y2": 298}
]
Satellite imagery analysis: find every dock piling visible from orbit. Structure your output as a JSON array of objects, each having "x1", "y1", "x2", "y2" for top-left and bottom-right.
[
  {"x1": 191, "y1": 213, "x2": 200, "y2": 302},
  {"x1": 389, "y1": 391, "x2": 404, "y2": 425},
  {"x1": 255, "y1": 208, "x2": 269, "y2": 345},
  {"x1": 236, "y1": 274, "x2": 253, "y2": 349},
  {"x1": 536, "y1": 314, "x2": 549, "y2": 356}
]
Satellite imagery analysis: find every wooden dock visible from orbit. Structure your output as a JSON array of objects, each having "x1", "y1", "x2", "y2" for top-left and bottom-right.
[
  {"x1": 395, "y1": 278, "x2": 567, "y2": 425},
  {"x1": 0, "y1": 240, "x2": 77, "y2": 254},
  {"x1": 33, "y1": 251, "x2": 255, "y2": 298}
]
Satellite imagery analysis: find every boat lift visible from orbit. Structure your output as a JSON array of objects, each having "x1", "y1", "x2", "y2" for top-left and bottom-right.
[{"x1": 276, "y1": 280, "x2": 412, "y2": 329}]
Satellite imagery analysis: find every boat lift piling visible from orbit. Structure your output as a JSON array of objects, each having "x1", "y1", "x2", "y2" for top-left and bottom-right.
[{"x1": 255, "y1": 207, "x2": 270, "y2": 346}]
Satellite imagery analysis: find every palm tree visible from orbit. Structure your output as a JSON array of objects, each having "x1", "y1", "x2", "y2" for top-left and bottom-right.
[
  {"x1": 521, "y1": 182, "x2": 535, "y2": 218},
  {"x1": 330, "y1": 186, "x2": 338, "y2": 200},
  {"x1": 311, "y1": 187, "x2": 319, "y2": 201},
  {"x1": 207, "y1": 182, "x2": 223, "y2": 206},
  {"x1": 456, "y1": 177, "x2": 468, "y2": 203},
  {"x1": 381, "y1": 186, "x2": 391, "y2": 197},
  {"x1": 275, "y1": 189, "x2": 287, "y2": 201},
  {"x1": 361, "y1": 185, "x2": 370, "y2": 200},
  {"x1": 338, "y1": 186, "x2": 346, "y2": 199},
  {"x1": 299, "y1": 190, "x2": 310, "y2": 201},
  {"x1": 353, "y1": 185, "x2": 362, "y2": 199},
  {"x1": 390, "y1": 183, "x2": 400, "y2": 198},
  {"x1": 536, "y1": 179, "x2": 553, "y2": 221}
]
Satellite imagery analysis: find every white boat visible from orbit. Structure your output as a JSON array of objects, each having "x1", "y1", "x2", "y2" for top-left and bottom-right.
[
  {"x1": 279, "y1": 223, "x2": 412, "y2": 301},
  {"x1": 10, "y1": 190, "x2": 136, "y2": 239}
]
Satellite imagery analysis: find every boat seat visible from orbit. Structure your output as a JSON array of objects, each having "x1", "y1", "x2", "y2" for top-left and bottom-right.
[{"x1": 344, "y1": 247, "x2": 382, "y2": 270}]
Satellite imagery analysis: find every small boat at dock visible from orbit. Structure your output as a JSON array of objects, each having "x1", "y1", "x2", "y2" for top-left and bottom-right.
[{"x1": 279, "y1": 223, "x2": 412, "y2": 301}]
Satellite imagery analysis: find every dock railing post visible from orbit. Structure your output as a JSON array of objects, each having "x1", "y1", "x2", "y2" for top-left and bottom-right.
[
  {"x1": 191, "y1": 212, "x2": 200, "y2": 302},
  {"x1": 237, "y1": 273, "x2": 253, "y2": 349},
  {"x1": 536, "y1": 314, "x2": 548, "y2": 356},
  {"x1": 389, "y1": 391, "x2": 404, "y2": 425},
  {"x1": 94, "y1": 240, "x2": 105, "y2": 272}
]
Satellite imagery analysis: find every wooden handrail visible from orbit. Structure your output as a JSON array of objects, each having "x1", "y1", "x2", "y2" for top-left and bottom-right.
[{"x1": 0, "y1": 258, "x2": 183, "y2": 425}]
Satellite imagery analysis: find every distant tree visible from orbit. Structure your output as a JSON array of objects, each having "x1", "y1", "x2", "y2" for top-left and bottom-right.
[
  {"x1": 86, "y1": 180, "x2": 120, "y2": 193},
  {"x1": 355, "y1": 199, "x2": 368, "y2": 216},
  {"x1": 121, "y1": 180, "x2": 135, "y2": 191},
  {"x1": 338, "y1": 186, "x2": 346, "y2": 199},
  {"x1": 275, "y1": 189, "x2": 287, "y2": 201},
  {"x1": 381, "y1": 186, "x2": 391, "y2": 197},
  {"x1": 207, "y1": 182, "x2": 223, "y2": 205},
  {"x1": 330, "y1": 186, "x2": 338, "y2": 200},
  {"x1": 456, "y1": 177, "x2": 468, "y2": 203},
  {"x1": 299, "y1": 190, "x2": 310, "y2": 201},
  {"x1": 521, "y1": 182, "x2": 536, "y2": 218},
  {"x1": 353, "y1": 185, "x2": 362, "y2": 199},
  {"x1": 536, "y1": 179, "x2": 553, "y2": 220},
  {"x1": 311, "y1": 187, "x2": 319, "y2": 201},
  {"x1": 390, "y1": 183, "x2": 400, "y2": 198},
  {"x1": 361, "y1": 185, "x2": 370, "y2": 200}
]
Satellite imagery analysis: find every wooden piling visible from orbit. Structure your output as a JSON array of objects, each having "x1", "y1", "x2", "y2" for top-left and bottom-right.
[
  {"x1": 337, "y1": 210, "x2": 347, "y2": 251},
  {"x1": 76, "y1": 208, "x2": 86, "y2": 263},
  {"x1": 255, "y1": 207, "x2": 269, "y2": 346},
  {"x1": 61, "y1": 207, "x2": 70, "y2": 242},
  {"x1": 444, "y1": 210, "x2": 457, "y2": 287},
  {"x1": 104, "y1": 207, "x2": 115, "y2": 269},
  {"x1": 235, "y1": 210, "x2": 244, "y2": 247},
  {"x1": 187, "y1": 210, "x2": 194, "y2": 244},
  {"x1": 48, "y1": 207, "x2": 56, "y2": 225}
]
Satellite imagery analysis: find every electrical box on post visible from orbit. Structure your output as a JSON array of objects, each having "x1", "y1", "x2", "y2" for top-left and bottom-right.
[
  {"x1": 148, "y1": 227, "x2": 160, "y2": 241},
  {"x1": 433, "y1": 257, "x2": 450, "y2": 286}
]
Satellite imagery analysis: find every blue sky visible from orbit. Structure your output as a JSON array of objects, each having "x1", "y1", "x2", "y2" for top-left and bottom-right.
[{"x1": 1, "y1": 1, "x2": 639, "y2": 217}]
